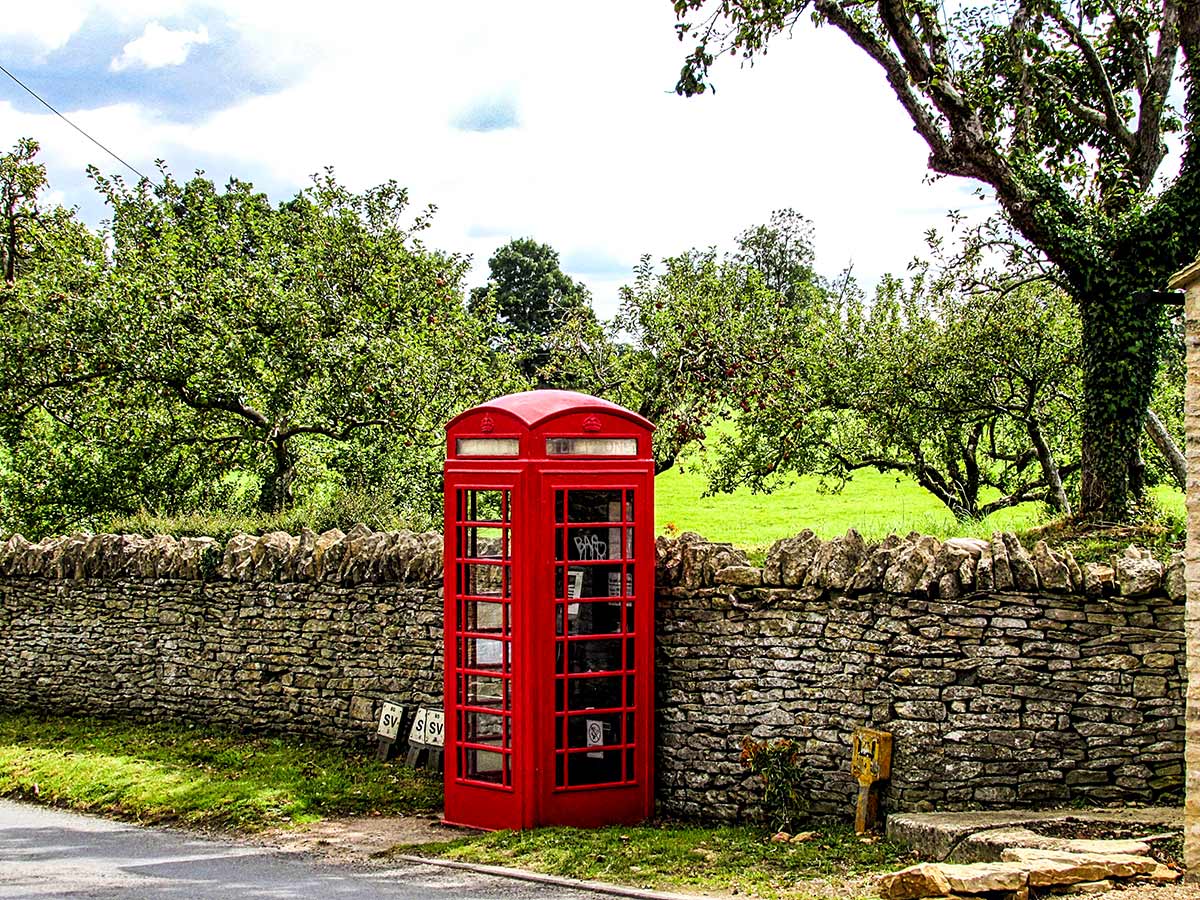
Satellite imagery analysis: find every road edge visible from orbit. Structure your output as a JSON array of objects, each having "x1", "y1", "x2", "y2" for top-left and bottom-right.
[{"x1": 391, "y1": 853, "x2": 715, "y2": 900}]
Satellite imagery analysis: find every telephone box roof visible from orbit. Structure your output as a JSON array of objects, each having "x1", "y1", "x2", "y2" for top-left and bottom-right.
[{"x1": 447, "y1": 390, "x2": 654, "y2": 432}]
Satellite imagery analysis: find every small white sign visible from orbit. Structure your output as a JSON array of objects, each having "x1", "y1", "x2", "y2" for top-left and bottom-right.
[
  {"x1": 377, "y1": 702, "x2": 404, "y2": 740},
  {"x1": 425, "y1": 709, "x2": 445, "y2": 747},
  {"x1": 409, "y1": 708, "x2": 428, "y2": 744},
  {"x1": 408, "y1": 707, "x2": 446, "y2": 748},
  {"x1": 586, "y1": 718, "x2": 604, "y2": 758}
]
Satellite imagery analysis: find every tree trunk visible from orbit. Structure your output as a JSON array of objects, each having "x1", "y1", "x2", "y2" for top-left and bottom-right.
[
  {"x1": 258, "y1": 439, "x2": 296, "y2": 513},
  {"x1": 1076, "y1": 293, "x2": 1163, "y2": 521},
  {"x1": 1143, "y1": 408, "x2": 1187, "y2": 490},
  {"x1": 1028, "y1": 418, "x2": 1071, "y2": 516}
]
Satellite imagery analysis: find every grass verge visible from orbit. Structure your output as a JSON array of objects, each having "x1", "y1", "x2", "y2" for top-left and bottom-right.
[
  {"x1": 405, "y1": 823, "x2": 908, "y2": 899},
  {"x1": 0, "y1": 712, "x2": 441, "y2": 830}
]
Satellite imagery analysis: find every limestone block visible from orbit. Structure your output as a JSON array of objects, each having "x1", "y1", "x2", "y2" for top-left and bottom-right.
[
  {"x1": 876, "y1": 863, "x2": 953, "y2": 900},
  {"x1": 313, "y1": 528, "x2": 347, "y2": 581},
  {"x1": 1165, "y1": 552, "x2": 1186, "y2": 602},
  {"x1": 1114, "y1": 555, "x2": 1164, "y2": 597},
  {"x1": 807, "y1": 528, "x2": 867, "y2": 590},
  {"x1": 219, "y1": 533, "x2": 258, "y2": 581},
  {"x1": 941, "y1": 861, "x2": 1030, "y2": 893},
  {"x1": 714, "y1": 565, "x2": 763, "y2": 587},
  {"x1": 1083, "y1": 563, "x2": 1115, "y2": 596},
  {"x1": 1064, "y1": 551, "x2": 1084, "y2": 593},
  {"x1": 990, "y1": 533, "x2": 1013, "y2": 590},
  {"x1": 849, "y1": 533, "x2": 902, "y2": 592},
  {"x1": 763, "y1": 530, "x2": 820, "y2": 587},
  {"x1": 1002, "y1": 533, "x2": 1039, "y2": 592},
  {"x1": 884, "y1": 535, "x2": 940, "y2": 594},
  {"x1": 975, "y1": 545, "x2": 994, "y2": 591},
  {"x1": 1030, "y1": 541, "x2": 1071, "y2": 593},
  {"x1": 999, "y1": 848, "x2": 1158, "y2": 883}
]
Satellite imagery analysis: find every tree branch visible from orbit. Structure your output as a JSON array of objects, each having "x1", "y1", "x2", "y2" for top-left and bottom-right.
[
  {"x1": 1129, "y1": 0, "x2": 1181, "y2": 188},
  {"x1": 166, "y1": 380, "x2": 270, "y2": 431},
  {"x1": 1045, "y1": 6, "x2": 1137, "y2": 152}
]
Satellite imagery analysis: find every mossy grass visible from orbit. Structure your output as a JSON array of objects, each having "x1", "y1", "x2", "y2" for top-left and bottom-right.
[
  {"x1": 0, "y1": 712, "x2": 440, "y2": 830},
  {"x1": 406, "y1": 822, "x2": 908, "y2": 899}
]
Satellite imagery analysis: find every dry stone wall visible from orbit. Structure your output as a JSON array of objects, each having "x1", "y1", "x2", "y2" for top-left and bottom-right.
[
  {"x1": 655, "y1": 530, "x2": 1186, "y2": 820},
  {"x1": 0, "y1": 525, "x2": 1187, "y2": 821},
  {"x1": 0, "y1": 526, "x2": 443, "y2": 742}
]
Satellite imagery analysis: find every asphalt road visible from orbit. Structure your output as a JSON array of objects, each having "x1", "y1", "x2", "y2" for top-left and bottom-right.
[{"x1": 0, "y1": 800, "x2": 619, "y2": 899}]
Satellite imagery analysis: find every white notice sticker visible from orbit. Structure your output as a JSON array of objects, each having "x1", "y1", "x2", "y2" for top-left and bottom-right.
[{"x1": 377, "y1": 702, "x2": 404, "y2": 740}]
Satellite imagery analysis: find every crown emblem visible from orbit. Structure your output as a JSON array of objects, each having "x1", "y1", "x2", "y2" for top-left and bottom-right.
[
  {"x1": 582, "y1": 415, "x2": 601, "y2": 433},
  {"x1": 480, "y1": 414, "x2": 495, "y2": 433}
]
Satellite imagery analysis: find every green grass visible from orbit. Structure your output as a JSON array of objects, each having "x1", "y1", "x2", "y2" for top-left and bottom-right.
[
  {"x1": 0, "y1": 712, "x2": 441, "y2": 830},
  {"x1": 655, "y1": 463, "x2": 1186, "y2": 557},
  {"x1": 409, "y1": 823, "x2": 907, "y2": 899},
  {"x1": 655, "y1": 465, "x2": 1046, "y2": 553}
]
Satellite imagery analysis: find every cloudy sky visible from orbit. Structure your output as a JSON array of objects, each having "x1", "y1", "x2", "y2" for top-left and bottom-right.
[{"x1": 0, "y1": 1, "x2": 988, "y2": 317}]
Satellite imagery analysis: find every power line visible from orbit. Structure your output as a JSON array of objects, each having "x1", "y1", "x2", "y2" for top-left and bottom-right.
[{"x1": 0, "y1": 60, "x2": 152, "y2": 183}]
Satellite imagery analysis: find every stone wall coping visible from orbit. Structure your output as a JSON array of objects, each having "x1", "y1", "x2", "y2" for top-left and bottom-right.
[
  {"x1": 0, "y1": 525, "x2": 442, "y2": 586},
  {"x1": 0, "y1": 525, "x2": 1182, "y2": 599},
  {"x1": 656, "y1": 529, "x2": 1183, "y2": 602}
]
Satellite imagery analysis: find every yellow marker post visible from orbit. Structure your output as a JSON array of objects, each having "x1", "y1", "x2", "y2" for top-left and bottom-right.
[{"x1": 850, "y1": 728, "x2": 892, "y2": 834}]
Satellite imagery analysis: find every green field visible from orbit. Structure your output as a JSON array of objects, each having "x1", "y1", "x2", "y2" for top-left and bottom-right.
[{"x1": 654, "y1": 464, "x2": 1185, "y2": 554}]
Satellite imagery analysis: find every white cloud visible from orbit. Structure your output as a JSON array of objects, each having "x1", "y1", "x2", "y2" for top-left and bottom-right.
[
  {"x1": 0, "y1": 2, "x2": 90, "y2": 54},
  {"x1": 110, "y1": 21, "x2": 209, "y2": 72},
  {"x1": 8, "y1": 0, "x2": 1004, "y2": 318}
]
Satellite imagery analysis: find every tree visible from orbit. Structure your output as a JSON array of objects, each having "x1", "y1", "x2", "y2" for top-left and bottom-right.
[
  {"x1": 551, "y1": 209, "x2": 1083, "y2": 520},
  {"x1": 543, "y1": 244, "x2": 821, "y2": 473},
  {"x1": 696, "y1": 268, "x2": 1083, "y2": 520},
  {"x1": 470, "y1": 238, "x2": 595, "y2": 380},
  {"x1": 671, "y1": 0, "x2": 1200, "y2": 520},
  {"x1": 1, "y1": 156, "x2": 526, "y2": 530},
  {"x1": 733, "y1": 208, "x2": 817, "y2": 306}
]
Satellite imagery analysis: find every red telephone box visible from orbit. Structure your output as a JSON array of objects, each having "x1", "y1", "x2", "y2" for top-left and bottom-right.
[{"x1": 442, "y1": 390, "x2": 655, "y2": 830}]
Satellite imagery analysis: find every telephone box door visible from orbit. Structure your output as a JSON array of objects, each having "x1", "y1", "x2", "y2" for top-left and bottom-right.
[
  {"x1": 443, "y1": 474, "x2": 529, "y2": 830},
  {"x1": 536, "y1": 473, "x2": 654, "y2": 826}
]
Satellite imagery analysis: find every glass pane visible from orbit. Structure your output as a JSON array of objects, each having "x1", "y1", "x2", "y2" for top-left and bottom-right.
[
  {"x1": 461, "y1": 600, "x2": 505, "y2": 635},
  {"x1": 568, "y1": 676, "x2": 623, "y2": 710},
  {"x1": 568, "y1": 750, "x2": 622, "y2": 785},
  {"x1": 625, "y1": 637, "x2": 636, "y2": 668},
  {"x1": 460, "y1": 563, "x2": 505, "y2": 598},
  {"x1": 566, "y1": 490, "x2": 623, "y2": 523},
  {"x1": 625, "y1": 489, "x2": 635, "y2": 521},
  {"x1": 463, "y1": 711, "x2": 508, "y2": 747},
  {"x1": 460, "y1": 674, "x2": 507, "y2": 709},
  {"x1": 608, "y1": 566, "x2": 633, "y2": 598},
  {"x1": 464, "y1": 748, "x2": 505, "y2": 784},
  {"x1": 567, "y1": 526, "x2": 614, "y2": 561},
  {"x1": 457, "y1": 438, "x2": 519, "y2": 457},
  {"x1": 567, "y1": 712, "x2": 621, "y2": 749},
  {"x1": 460, "y1": 526, "x2": 506, "y2": 560},
  {"x1": 460, "y1": 490, "x2": 507, "y2": 523},
  {"x1": 560, "y1": 563, "x2": 621, "y2": 597},
  {"x1": 547, "y1": 437, "x2": 637, "y2": 456},
  {"x1": 568, "y1": 638, "x2": 622, "y2": 674},
  {"x1": 567, "y1": 601, "x2": 623, "y2": 635},
  {"x1": 462, "y1": 637, "x2": 508, "y2": 672}
]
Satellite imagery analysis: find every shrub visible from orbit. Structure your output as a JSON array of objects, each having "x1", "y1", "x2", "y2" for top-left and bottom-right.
[{"x1": 739, "y1": 736, "x2": 812, "y2": 832}]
